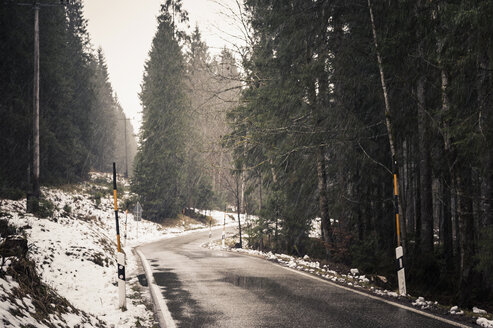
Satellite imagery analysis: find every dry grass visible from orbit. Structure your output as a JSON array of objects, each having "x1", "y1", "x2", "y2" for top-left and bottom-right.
[{"x1": 160, "y1": 214, "x2": 210, "y2": 229}]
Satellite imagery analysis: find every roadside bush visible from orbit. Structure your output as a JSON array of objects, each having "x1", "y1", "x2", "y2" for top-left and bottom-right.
[
  {"x1": 63, "y1": 204, "x2": 72, "y2": 216},
  {"x1": 302, "y1": 238, "x2": 329, "y2": 260},
  {"x1": 0, "y1": 188, "x2": 24, "y2": 200},
  {"x1": 35, "y1": 198, "x2": 55, "y2": 218}
]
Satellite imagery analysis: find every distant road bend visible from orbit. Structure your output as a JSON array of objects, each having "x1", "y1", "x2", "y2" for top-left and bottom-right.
[{"x1": 137, "y1": 228, "x2": 469, "y2": 328}]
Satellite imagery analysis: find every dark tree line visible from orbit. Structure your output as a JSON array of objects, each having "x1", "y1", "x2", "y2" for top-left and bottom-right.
[
  {"x1": 0, "y1": 0, "x2": 137, "y2": 197},
  {"x1": 226, "y1": 0, "x2": 493, "y2": 307}
]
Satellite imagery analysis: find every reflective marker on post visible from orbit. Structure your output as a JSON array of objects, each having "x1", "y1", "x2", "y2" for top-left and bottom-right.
[
  {"x1": 113, "y1": 163, "x2": 126, "y2": 309},
  {"x1": 395, "y1": 246, "x2": 406, "y2": 295},
  {"x1": 117, "y1": 252, "x2": 126, "y2": 308}
]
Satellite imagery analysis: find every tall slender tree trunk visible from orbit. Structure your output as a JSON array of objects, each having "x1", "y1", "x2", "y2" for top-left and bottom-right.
[
  {"x1": 442, "y1": 173, "x2": 454, "y2": 270},
  {"x1": 270, "y1": 160, "x2": 279, "y2": 244},
  {"x1": 236, "y1": 174, "x2": 242, "y2": 248},
  {"x1": 218, "y1": 152, "x2": 223, "y2": 194},
  {"x1": 368, "y1": 0, "x2": 405, "y2": 246},
  {"x1": 417, "y1": 76, "x2": 434, "y2": 253},
  {"x1": 404, "y1": 140, "x2": 415, "y2": 235},
  {"x1": 240, "y1": 171, "x2": 245, "y2": 213},
  {"x1": 485, "y1": 155, "x2": 493, "y2": 226},
  {"x1": 316, "y1": 145, "x2": 331, "y2": 243},
  {"x1": 415, "y1": 165, "x2": 422, "y2": 254},
  {"x1": 457, "y1": 167, "x2": 476, "y2": 305},
  {"x1": 32, "y1": 4, "x2": 40, "y2": 200},
  {"x1": 477, "y1": 52, "x2": 493, "y2": 226},
  {"x1": 440, "y1": 69, "x2": 454, "y2": 270},
  {"x1": 258, "y1": 172, "x2": 262, "y2": 212}
]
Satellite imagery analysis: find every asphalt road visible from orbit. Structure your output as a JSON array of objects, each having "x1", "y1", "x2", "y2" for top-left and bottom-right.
[{"x1": 138, "y1": 227, "x2": 465, "y2": 328}]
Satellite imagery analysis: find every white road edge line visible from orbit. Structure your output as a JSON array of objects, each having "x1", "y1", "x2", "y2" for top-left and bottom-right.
[
  {"x1": 275, "y1": 262, "x2": 472, "y2": 328},
  {"x1": 136, "y1": 248, "x2": 176, "y2": 328}
]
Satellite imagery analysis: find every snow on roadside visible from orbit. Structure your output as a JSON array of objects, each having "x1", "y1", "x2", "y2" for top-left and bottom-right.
[
  {"x1": 0, "y1": 173, "x2": 221, "y2": 327},
  {"x1": 477, "y1": 317, "x2": 493, "y2": 328},
  {"x1": 0, "y1": 260, "x2": 103, "y2": 328},
  {"x1": 1, "y1": 185, "x2": 157, "y2": 327}
]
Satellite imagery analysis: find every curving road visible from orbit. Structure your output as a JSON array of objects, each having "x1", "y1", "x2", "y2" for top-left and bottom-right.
[{"x1": 137, "y1": 227, "x2": 468, "y2": 328}]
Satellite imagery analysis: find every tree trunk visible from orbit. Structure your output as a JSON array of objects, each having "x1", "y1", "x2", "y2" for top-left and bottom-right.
[
  {"x1": 259, "y1": 172, "x2": 262, "y2": 212},
  {"x1": 485, "y1": 154, "x2": 493, "y2": 226},
  {"x1": 415, "y1": 165, "x2": 422, "y2": 255},
  {"x1": 443, "y1": 174, "x2": 454, "y2": 270},
  {"x1": 236, "y1": 174, "x2": 242, "y2": 248},
  {"x1": 316, "y1": 145, "x2": 331, "y2": 243},
  {"x1": 477, "y1": 52, "x2": 493, "y2": 226},
  {"x1": 32, "y1": 4, "x2": 40, "y2": 200},
  {"x1": 440, "y1": 69, "x2": 455, "y2": 270},
  {"x1": 457, "y1": 167, "x2": 476, "y2": 305},
  {"x1": 405, "y1": 141, "x2": 415, "y2": 236},
  {"x1": 417, "y1": 76, "x2": 434, "y2": 253},
  {"x1": 240, "y1": 167, "x2": 245, "y2": 214},
  {"x1": 368, "y1": 0, "x2": 405, "y2": 248}
]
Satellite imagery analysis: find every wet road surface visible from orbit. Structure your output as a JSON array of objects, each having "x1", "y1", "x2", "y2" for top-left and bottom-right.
[{"x1": 138, "y1": 227, "x2": 465, "y2": 328}]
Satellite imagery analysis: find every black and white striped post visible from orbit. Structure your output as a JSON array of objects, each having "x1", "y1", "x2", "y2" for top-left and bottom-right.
[
  {"x1": 113, "y1": 163, "x2": 126, "y2": 309},
  {"x1": 393, "y1": 159, "x2": 407, "y2": 296}
]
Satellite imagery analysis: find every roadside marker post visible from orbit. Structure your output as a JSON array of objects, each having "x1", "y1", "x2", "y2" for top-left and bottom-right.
[
  {"x1": 113, "y1": 163, "x2": 126, "y2": 309},
  {"x1": 209, "y1": 219, "x2": 212, "y2": 246},
  {"x1": 393, "y1": 159, "x2": 407, "y2": 296},
  {"x1": 222, "y1": 211, "x2": 226, "y2": 247},
  {"x1": 134, "y1": 201, "x2": 142, "y2": 241}
]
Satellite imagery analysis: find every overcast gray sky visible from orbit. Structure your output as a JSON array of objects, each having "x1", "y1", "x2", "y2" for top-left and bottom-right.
[{"x1": 83, "y1": 0, "x2": 244, "y2": 133}]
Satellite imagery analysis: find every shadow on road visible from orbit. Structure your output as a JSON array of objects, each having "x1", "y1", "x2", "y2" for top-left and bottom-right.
[{"x1": 153, "y1": 268, "x2": 219, "y2": 327}]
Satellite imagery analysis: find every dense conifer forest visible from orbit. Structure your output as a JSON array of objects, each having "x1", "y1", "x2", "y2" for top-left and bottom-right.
[
  {"x1": 0, "y1": 0, "x2": 137, "y2": 195},
  {"x1": 223, "y1": 0, "x2": 493, "y2": 307}
]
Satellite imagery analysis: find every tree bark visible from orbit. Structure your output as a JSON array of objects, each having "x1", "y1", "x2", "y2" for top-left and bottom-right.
[
  {"x1": 417, "y1": 76, "x2": 434, "y2": 253},
  {"x1": 404, "y1": 140, "x2": 415, "y2": 235},
  {"x1": 485, "y1": 155, "x2": 493, "y2": 226},
  {"x1": 258, "y1": 172, "x2": 262, "y2": 212},
  {"x1": 457, "y1": 167, "x2": 476, "y2": 305},
  {"x1": 442, "y1": 174, "x2": 454, "y2": 270},
  {"x1": 415, "y1": 165, "x2": 422, "y2": 255},
  {"x1": 440, "y1": 69, "x2": 454, "y2": 269},
  {"x1": 33, "y1": 4, "x2": 40, "y2": 200},
  {"x1": 316, "y1": 145, "x2": 331, "y2": 243},
  {"x1": 477, "y1": 52, "x2": 493, "y2": 226}
]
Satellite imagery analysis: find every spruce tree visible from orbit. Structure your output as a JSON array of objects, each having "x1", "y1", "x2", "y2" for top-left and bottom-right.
[{"x1": 132, "y1": 0, "x2": 190, "y2": 221}]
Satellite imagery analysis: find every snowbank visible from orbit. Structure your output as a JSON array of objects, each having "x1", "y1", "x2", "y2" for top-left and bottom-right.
[{"x1": 0, "y1": 173, "x2": 219, "y2": 327}]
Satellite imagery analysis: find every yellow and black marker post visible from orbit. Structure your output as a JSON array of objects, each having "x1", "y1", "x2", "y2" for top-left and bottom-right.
[
  {"x1": 392, "y1": 158, "x2": 407, "y2": 296},
  {"x1": 113, "y1": 163, "x2": 126, "y2": 309}
]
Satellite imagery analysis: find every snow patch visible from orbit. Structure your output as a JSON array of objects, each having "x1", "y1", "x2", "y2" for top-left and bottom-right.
[
  {"x1": 477, "y1": 317, "x2": 493, "y2": 328},
  {"x1": 474, "y1": 307, "x2": 488, "y2": 314}
]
